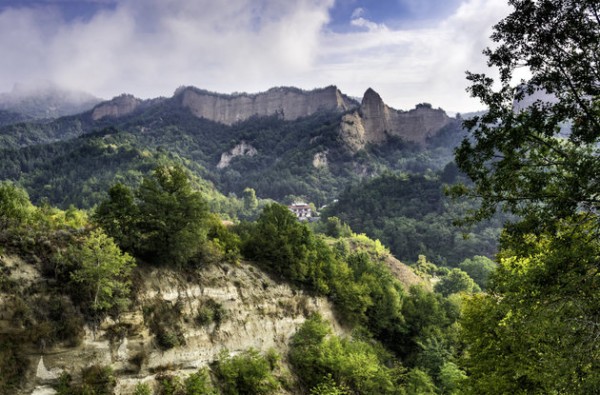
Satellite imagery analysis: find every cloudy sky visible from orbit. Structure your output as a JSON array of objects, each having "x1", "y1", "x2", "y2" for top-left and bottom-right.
[{"x1": 0, "y1": 0, "x2": 511, "y2": 113}]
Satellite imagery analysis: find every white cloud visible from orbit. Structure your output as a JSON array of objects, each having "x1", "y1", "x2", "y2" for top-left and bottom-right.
[
  {"x1": 351, "y1": 7, "x2": 365, "y2": 19},
  {"x1": 0, "y1": 0, "x2": 509, "y2": 112},
  {"x1": 350, "y1": 17, "x2": 388, "y2": 32}
]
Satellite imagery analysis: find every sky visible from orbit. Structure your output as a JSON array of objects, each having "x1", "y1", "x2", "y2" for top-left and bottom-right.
[{"x1": 0, "y1": 0, "x2": 511, "y2": 113}]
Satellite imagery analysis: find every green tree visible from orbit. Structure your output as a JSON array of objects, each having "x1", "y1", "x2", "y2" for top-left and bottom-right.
[
  {"x1": 434, "y1": 268, "x2": 479, "y2": 296},
  {"x1": 403, "y1": 368, "x2": 436, "y2": 395},
  {"x1": 453, "y1": 1, "x2": 600, "y2": 392},
  {"x1": 242, "y1": 187, "x2": 258, "y2": 211},
  {"x1": 185, "y1": 368, "x2": 216, "y2": 395},
  {"x1": 93, "y1": 183, "x2": 139, "y2": 252},
  {"x1": 438, "y1": 362, "x2": 466, "y2": 395},
  {"x1": 289, "y1": 314, "x2": 401, "y2": 395},
  {"x1": 458, "y1": 255, "x2": 496, "y2": 289},
  {"x1": 451, "y1": 0, "x2": 600, "y2": 230},
  {"x1": 66, "y1": 230, "x2": 135, "y2": 314},
  {"x1": 460, "y1": 218, "x2": 600, "y2": 394},
  {"x1": 0, "y1": 181, "x2": 32, "y2": 228},
  {"x1": 310, "y1": 374, "x2": 349, "y2": 395},
  {"x1": 242, "y1": 203, "x2": 314, "y2": 282},
  {"x1": 136, "y1": 165, "x2": 209, "y2": 265}
]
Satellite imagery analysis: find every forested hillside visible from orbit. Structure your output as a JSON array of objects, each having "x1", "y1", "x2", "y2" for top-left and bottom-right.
[
  {"x1": 0, "y1": 169, "x2": 469, "y2": 394},
  {"x1": 0, "y1": 87, "x2": 465, "y2": 209},
  {"x1": 1, "y1": 0, "x2": 599, "y2": 393},
  {"x1": 322, "y1": 171, "x2": 504, "y2": 265}
]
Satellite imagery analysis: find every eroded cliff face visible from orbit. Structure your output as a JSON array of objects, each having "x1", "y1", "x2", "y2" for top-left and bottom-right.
[
  {"x1": 91, "y1": 94, "x2": 142, "y2": 121},
  {"x1": 178, "y1": 86, "x2": 358, "y2": 125},
  {"x1": 87, "y1": 86, "x2": 452, "y2": 152},
  {"x1": 217, "y1": 142, "x2": 258, "y2": 169},
  {"x1": 16, "y1": 260, "x2": 344, "y2": 395},
  {"x1": 358, "y1": 88, "x2": 452, "y2": 145}
]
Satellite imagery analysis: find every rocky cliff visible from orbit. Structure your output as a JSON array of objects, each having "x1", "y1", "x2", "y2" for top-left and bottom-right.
[
  {"x1": 91, "y1": 94, "x2": 144, "y2": 121},
  {"x1": 340, "y1": 88, "x2": 453, "y2": 149},
  {"x1": 177, "y1": 86, "x2": 358, "y2": 125},
  {"x1": 2, "y1": 257, "x2": 344, "y2": 395}
]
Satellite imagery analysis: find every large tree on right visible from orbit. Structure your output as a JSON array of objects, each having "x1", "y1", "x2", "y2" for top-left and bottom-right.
[{"x1": 454, "y1": 1, "x2": 600, "y2": 393}]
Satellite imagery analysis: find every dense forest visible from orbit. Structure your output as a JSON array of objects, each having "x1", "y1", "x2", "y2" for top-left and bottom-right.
[
  {"x1": 0, "y1": 168, "x2": 472, "y2": 394},
  {"x1": 322, "y1": 171, "x2": 504, "y2": 265},
  {"x1": 1, "y1": 0, "x2": 599, "y2": 394}
]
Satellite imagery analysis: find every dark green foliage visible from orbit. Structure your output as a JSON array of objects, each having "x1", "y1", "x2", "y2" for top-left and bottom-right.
[
  {"x1": 95, "y1": 165, "x2": 209, "y2": 266},
  {"x1": 0, "y1": 337, "x2": 29, "y2": 394},
  {"x1": 215, "y1": 349, "x2": 280, "y2": 395},
  {"x1": 458, "y1": 255, "x2": 496, "y2": 290},
  {"x1": 323, "y1": 172, "x2": 503, "y2": 265},
  {"x1": 434, "y1": 268, "x2": 480, "y2": 296},
  {"x1": 195, "y1": 298, "x2": 227, "y2": 328},
  {"x1": 156, "y1": 373, "x2": 185, "y2": 395},
  {"x1": 242, "y1": 203, "x2": 321, "y2": 285},
  {"x1": 55, "y1": 365, "x2": 116, "y2": 395},
  {"x1": 135, "y1": 165, "x2": 209, "y2": 265},
  {"x1": 93, "y1": 183, "x2": 139, "y2": 252},
  {"x1": 403, "y1": 368, "x2": 436, "y2": 395},
  {"x1": 453, "y1": 1, "x2": 600, "y2": 392},
  {"x1": 450, "y1": 0, "x2": 600, "y2": 231},
  {"x1": 397, "y1": 286, "x2": 461, "y2": 382},
  {"x1": 185, "y1": 368, "x2": 217, "y2": 395}
]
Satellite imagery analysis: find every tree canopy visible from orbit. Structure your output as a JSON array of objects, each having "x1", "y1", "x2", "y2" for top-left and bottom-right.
[
  {"x1": 94, "y1": 164, "x2": 209, "y2": 266},
  {"x1": 451, "y1": 0, "x2": 600, "y2": 232},
  {"x1": 455, "y1": 0, "x2": 600, "y2": 392}
]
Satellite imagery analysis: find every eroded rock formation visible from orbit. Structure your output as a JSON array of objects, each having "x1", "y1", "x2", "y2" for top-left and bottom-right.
[
  {"x1": 178, "y1": 85, "x2": 358, "y2": 125},
  {"x1": 91, "y1": 94, "x2": 142, "y2": 121}
]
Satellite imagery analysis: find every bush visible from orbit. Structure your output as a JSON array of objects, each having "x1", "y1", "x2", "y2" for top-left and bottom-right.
[
  {"x1": 289, "y1": 314, "x2": 401, "y2": 395},
  {"x1": 215, "y1": 348, "x2": 280, "y2": 395},
  {"x1": 81, "y1": 365, "x2": 117, "y2": 395},
  {"x1": 196, "y1": 299, "x2": 227, "y2": 328},
  {"x1": 144, "y1": 300, "x2": 186, "y2": 350},
  {"x1": 185, "y1": 368, "x2": 216, "y2": 395},
  {"x1": 133, "y1": 382, "x2": 152, "y2": 395}
]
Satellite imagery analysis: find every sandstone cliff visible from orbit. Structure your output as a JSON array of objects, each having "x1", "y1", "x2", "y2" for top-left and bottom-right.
[
  {"x1": 342, "y1": 88, "x2": 452, "y2": 148},
  {"x1": 3, "y1": 258, "x2": 344, "y2": 395},
  {"x1": 91, "y1": 94, "x2": 143, "y2": 121},
  {"x1": 177, "y1": 86, "x2": 358, "y2": 125}
]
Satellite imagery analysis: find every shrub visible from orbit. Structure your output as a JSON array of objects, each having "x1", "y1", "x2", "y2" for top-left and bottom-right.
[
  {"x1": 215, "y1": 349, "x2": 280, "y2": 395},
  {"x1": 185, "y1": 368, "x2": 217, "y2": 395}
]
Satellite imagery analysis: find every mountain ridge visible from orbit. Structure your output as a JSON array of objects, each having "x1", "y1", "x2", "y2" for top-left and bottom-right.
[{"x1": 86, "y1": 85, "x2": 453, "y2": 148}]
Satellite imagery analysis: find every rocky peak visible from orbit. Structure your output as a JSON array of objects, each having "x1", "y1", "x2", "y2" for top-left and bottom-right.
[
  {"x1": 361, "y1": 87, "x2": 383, "y2": 107},
  {"x1": 342, "y1": 88, "x2": 452, "y2": 146},
  {"x1": 91, "y1": 94, "x2": 142, "y2": 121}
]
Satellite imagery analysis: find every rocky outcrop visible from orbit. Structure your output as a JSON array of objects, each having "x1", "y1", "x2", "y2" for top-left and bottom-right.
[
  {"x1": 178, "y1": 86, "x2": 358, "y2": 125},
  {"x1": 91, "y1": 94, "x2": 142, "y2": 121},
  {"x1": 20, "y1": 261, "x2": 345, "y2": 395},
  {"x1": 312, "y1": 151, "x2": 328, "y2": 169},
  {"x1": 340, "y1": 111, "x2": 368, "y2": 152},
  {"x1": 217, "y1": 142, "x2": 258, "y2": 169},
  {"x1": 338, "y1": 88, "x2": 453, "y2": 149}
]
